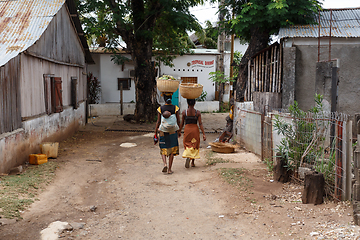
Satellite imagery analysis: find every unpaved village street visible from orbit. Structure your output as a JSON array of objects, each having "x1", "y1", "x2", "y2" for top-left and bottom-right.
[{"x1": 0, "y1": 113, "x2": 359, "y2": 240}]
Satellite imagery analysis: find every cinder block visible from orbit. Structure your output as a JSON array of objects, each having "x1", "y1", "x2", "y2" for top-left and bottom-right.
[
  {"x1": 354, "y1": 213, "x2": 360, "y2": 226},
  {"x1": 353, "y1": 201, "x2": 360, "y2": 213},
  {"x1": 353, "y1": 184, "x2": 360, "y2": 201},
  {"x1": 354, "y1": 151, "x2": 360, "y2": 169}
]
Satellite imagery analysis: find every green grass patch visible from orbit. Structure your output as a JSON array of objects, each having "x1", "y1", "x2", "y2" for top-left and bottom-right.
[
  {"x1": 219, "y1": 168, "x2": 253, "y2": 192},
  {"x1": 0, "y1": 161, "x2": 58, "y2": 219},
  {"x1": 205, "y1": 151, "x2": 230, "y2": 165}
]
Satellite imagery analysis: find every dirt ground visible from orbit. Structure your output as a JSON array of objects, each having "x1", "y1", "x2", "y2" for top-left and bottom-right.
[{"x1": 0, "y1": 113, "x2": 359, "y2": 240}]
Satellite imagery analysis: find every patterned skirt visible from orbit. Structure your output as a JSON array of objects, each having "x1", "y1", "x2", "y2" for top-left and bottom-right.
[
  {"x1": 159, "y1": 131, "x2": 179, "y2": 156},
  {"x1": 182, "y1": 124, "x2": 200, "y2": 159}
]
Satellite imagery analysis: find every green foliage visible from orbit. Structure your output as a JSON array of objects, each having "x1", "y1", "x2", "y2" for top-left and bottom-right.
[
  {"x1": 194, "y1": 20, "x2": 218, "y2": 49},
  {"x1": 264, "y1": 158, "x2": 274, "y2": 172},
  {"x1": 209, "y1": 71, "x2": 236, "y2": 84},
  {"x1": 205, "y1": 151, "x2": 230, "y2": 165},
  {"x1": 219, "y1": 0, "x2": 321, "y2": 42},
  {"x1": 87, "y1": 73, "x2": 101, "y2": 104},
  {"x1": 0, "y1": 162, "x2": 58, "y2": 218},
  {"x1": 196, "y1": 91, "x2": 207, "y2": 101},
  {"x1": 274, "y1": 94, "x2": 327, "y2": 172},
  {"x1": 314, "y1": 137, "x2": 336, "y2": 192},
  {"x1": 111, "y1": 54, "x2": 131, "y2": 66},
  {"x1": 77, "y1": 0, "x2": 202, "y2": 66},
  {"x1": 232, "y1": 51, "x2": 243, "y2": 79}
]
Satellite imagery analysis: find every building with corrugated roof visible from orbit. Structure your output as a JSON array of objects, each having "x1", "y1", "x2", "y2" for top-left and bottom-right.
[
  {"x1": 278, "y1": 7, "x2": 360, "y2": 131},
  {"x1": 0, "y1": 0, "x2": 93, "y2": 173}
]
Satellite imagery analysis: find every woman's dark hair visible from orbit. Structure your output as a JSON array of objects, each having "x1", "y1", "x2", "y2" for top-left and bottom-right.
[
  {"x1": 187, "y1": 99, "x2": 196, "y2": 106},
  {"x1": 164, "y1": 94, "x2": 172, "y2": 104}
]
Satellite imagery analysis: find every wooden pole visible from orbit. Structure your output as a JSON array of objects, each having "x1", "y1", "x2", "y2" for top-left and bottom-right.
[
  {"x1": 247, "y1": 60, "x2": 251, "y2": 100},
  {"x1": 270, "y1": 47, "x2": 274, "y2": 92},
  {"x1": 278, "y1": 44, "x2": 282, "y2": 93},
  {"x1": 120, "y1": 83, "x2": 123, "y2": 116}
]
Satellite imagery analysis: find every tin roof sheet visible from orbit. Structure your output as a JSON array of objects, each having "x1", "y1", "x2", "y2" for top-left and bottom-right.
[
  {"x1": 0, "y1": 0, "x2": 65, "y2": 67},
  {"x1": 278, "y1": 8, "x2": 360, "y2": 39}
]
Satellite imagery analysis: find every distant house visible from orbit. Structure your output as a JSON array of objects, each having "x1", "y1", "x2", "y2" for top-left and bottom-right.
[
  {"x1": 88, "y1": 48, "x2": 220, "y2": 111},
  {"x1": 278, "y1": 8, "x2": 360, "y2": 126},
  {"x1": 88, "y1": 38, "x2": 248, "y2": 115},
  {"x1": 0, "y1": 0, "x2": 93, "y2": 173},
  {"x1": 242, "y1": 8, "x2": 360, "y2": 127}
]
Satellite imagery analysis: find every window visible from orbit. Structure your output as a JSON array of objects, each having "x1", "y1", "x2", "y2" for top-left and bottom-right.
[
  {"x1": 118, "y1": 78, "x2": 131, "y2": 90},
  {"x1": 181, "y1": 77, "x2": 198, "y2": 84},
  {"x1": 43, "y1": 74, "x2": 63, "y2": 114},
  {"x1": 71, "y1": 77, "x2": 78, "y2": 109}
]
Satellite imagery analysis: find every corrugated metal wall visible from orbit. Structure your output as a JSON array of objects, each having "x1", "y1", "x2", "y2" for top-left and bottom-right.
[
  {"x1": 0, "y1": 57, "x2": 22, "y2": 134},
  {"x1": 28, "y1": 5, "x2": 85, "y2": 66}
]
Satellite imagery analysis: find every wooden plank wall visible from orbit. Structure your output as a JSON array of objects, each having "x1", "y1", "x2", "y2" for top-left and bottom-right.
[
  {"x1": 245, "y1": 43, "x2": 282, "y2": 101},
  {"x1": 0, "y1": 57, "x2": 22, "y2": 134}
]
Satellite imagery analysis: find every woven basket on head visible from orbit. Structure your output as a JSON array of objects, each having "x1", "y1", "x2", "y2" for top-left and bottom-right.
[
  {"x1": 209, "y1": 142, "x2": 236, "y2": 153},
  {"x1": 157, "y1": 79, "x2": 180, "y2": 93},
  {"x1": 179, "y1": 83, "x2": 203, "y2": 99}
]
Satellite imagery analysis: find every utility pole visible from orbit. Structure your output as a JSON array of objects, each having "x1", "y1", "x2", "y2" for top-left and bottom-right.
[
  {"x1": 217, "y1": 0, "x2": 225, "y2": 110},
  {"x1": 229, "y1": 8, "x2": 235, "y2": 99}
]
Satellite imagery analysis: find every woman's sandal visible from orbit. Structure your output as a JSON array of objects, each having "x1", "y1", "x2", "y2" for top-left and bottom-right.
[{"x1": 162, "y1": 166, "x2": 168, "y2": 173}]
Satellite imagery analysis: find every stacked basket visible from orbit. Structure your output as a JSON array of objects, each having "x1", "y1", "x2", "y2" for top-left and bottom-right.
[{"x1": 179, "y1": 83, "x2": 203, "y2": 99}]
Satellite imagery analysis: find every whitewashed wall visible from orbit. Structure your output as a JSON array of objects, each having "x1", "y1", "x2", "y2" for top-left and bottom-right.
[
  {"x1": 0, "y1": 102, "x2": 86, "y2": 173},
  {"x1": 88, "y1": 53, "x2": 135, "y2": 103},
  {"x1": 160, "y1": 52, "x2": 218, "y2": 101}
]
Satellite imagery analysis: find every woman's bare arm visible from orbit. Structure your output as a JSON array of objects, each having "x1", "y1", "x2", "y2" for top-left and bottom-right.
[
  {"x1": 178, "y1": 110, "x2": 185, "y2": 137},
  {"x1": 155, "y1": 112, "x2": 161, "y2": 136},
  {"x1": 197, "y1": 112, "x2": 206, "y2": 141}
]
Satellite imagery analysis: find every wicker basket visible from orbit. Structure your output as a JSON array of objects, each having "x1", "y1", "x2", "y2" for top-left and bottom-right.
[
  {"x1": 179, "y1": 83, "x2": 203, "y2": 99},
  {"x1": 157, "y1": 79, "x2": 180, "y2": 93},
  {"x1": 209, "y1": 142, "x2": 236, "y2": 153}
]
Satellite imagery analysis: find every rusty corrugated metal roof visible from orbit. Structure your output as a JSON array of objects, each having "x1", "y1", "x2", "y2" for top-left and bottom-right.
[
  {"x1": 278, "y1": 8, "x2": 360, "y2": 39},
  {"x1": 0, "y1": 0, "x2": 65, "y2": 67}
]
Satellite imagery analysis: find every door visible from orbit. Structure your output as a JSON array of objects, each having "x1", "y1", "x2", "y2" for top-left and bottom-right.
[{"x1": 172, "y1": 89, "x2": 179, "y2": 107}]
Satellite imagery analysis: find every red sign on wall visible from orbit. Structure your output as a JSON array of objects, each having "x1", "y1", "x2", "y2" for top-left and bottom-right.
[{"x1": 189, "y1": 60, "x2": 214, "y2": 68}]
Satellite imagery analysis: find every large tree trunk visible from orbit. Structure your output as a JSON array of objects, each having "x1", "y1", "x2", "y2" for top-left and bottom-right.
[
  {"x1": 120, "y1": 0, "x2": 160, "y2": 123},
  {"x1": 132, "y1": 42, "x2": 158, "y2": 123},
  {"x1": 235, "y1": 28, "x2": 270, "y2": 101}
]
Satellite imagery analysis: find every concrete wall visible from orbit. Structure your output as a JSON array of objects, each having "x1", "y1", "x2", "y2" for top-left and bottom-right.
[
  {"x1": 88, "y1": 101, "x2": 220, "y2": 116},
  {"x1": 282, "y1": 47, "x2": 296, "y2": 109},
  {"x1": 178, "y1": 100, "x2": 219, "y2": 113},
  {"x1": 89, "y1": 103, "x2": 136, "y2": 116},
  {"x1": 283, "y1": 38, "x2": 360, "y2": 135},
  {"x1": 0, "y1": 102, "x2": 86, "y2": 173},
  {"x1": 233, "y1": 102, "x2": 261, "y2": 155}
]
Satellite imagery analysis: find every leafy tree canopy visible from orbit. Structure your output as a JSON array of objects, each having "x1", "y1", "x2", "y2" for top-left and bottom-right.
[
  {"x1": 217, "y1": 0, "x2": 321, "y2": 42},
  {"x1": 213, "y1": 0, "x2": 322, "y2": 101},
  {"x1": 76, "y1": 0, "x2": 206, "y2": 122},
  {"x1": 77, "y1": 0, "x2": 203, "y2": 60}
]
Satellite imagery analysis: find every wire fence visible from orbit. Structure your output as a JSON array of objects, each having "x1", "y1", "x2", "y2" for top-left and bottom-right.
[
  {"x1": 235, "y1": 104, "x2": 353, "y2": 201},
  {"x1": 273, "y1": 111, "x2": 352, "y2": 201}
]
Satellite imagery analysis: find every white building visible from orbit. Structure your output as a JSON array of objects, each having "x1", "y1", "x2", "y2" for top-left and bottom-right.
[
  {"x1": 88, "y1": 39, "x2": 248, "y2": 115},
  {"x1": 88, "y1": 48, "x2": 220, "y2": 111}
]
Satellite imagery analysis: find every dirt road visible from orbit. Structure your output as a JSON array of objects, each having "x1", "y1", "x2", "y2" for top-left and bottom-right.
[{"x1": 0, "y1": 114, "x2": 358, "y2": 240}]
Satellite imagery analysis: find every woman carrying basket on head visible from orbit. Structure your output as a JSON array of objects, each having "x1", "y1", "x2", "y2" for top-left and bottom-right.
[
  {"x1": 178, "y1": 99, "x2": 206, "y2": 168},
  {"x1": 155, "y1": 93, "x2": 181, "y2": 174}
]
